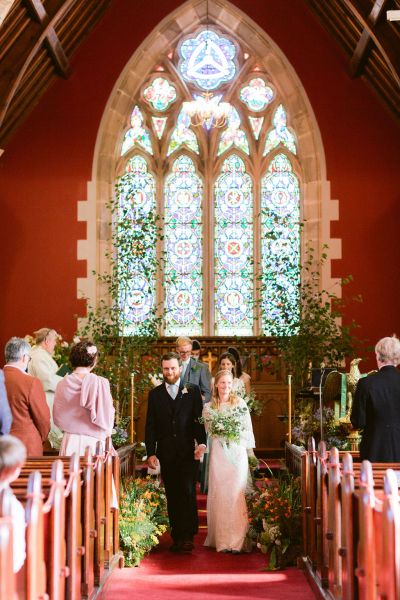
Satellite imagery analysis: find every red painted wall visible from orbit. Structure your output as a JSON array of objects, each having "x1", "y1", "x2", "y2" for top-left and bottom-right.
[{"x1": 1, "y1": 0, "x2": 399, "y2": 368}]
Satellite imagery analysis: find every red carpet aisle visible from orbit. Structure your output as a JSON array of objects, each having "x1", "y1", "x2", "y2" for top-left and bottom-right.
[{"x1": 99, "y1": 491, "x2": 315, "y2": 600}]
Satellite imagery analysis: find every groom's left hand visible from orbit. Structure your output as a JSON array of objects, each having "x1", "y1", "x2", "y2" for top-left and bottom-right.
[{"x1": 194, "y1": 444, "x2": 206, "y2": 460}]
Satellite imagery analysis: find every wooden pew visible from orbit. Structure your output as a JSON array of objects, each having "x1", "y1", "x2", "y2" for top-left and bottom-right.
[
  {"x1": 3, "y1": 439, "x2": 121, "y2": 600},
  {"x1": 0, "y1": 488, "x2": 15, "y2": 599},
  {"x1": 300, "y1": 441, "x2": 400, "y2": 600}
]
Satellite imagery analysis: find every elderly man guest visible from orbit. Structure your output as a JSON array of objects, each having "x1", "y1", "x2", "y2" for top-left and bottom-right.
[
  {"x1": 176, "y1": 336, "x2": 211, "y2": 403},
  {"x1": 351, "y1": 335, "x2": 400, "y2": 462},
  {"x1": 28, "y1": 327, "x2": 63, "y2": 448},
  {"x1": 3, "y1": 337, "x2": 50, "y2": 456}
]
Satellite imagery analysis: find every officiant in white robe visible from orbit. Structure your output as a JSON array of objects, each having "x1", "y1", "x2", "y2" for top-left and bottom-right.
[{"x1": 28, "y1": 328, "x2": 63, "y2": 448}]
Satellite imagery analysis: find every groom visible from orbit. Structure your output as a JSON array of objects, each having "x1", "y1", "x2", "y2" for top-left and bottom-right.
[{"x1": 145, "y1": 352, "x2": 207, "y2": 552}]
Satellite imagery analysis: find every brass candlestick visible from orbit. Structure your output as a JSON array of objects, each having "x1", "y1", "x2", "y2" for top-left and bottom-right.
[{"x1": 130, "y1": 372, "x2": 135, "y2": 444}]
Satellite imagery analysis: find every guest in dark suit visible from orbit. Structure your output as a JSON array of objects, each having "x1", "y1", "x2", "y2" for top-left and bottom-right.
[
  {"x1": 145, "y1": 352, "x2": 207, "y2": 552},
  {"x1": 3, "y1": 337, "x2": 50, "y2": 456},
  {"x1": 0, "y1": 370, "x2": 12, "y2": 435},
  {"x1": 176, "y1": 336, "x2": 211, "y2": 403},
  {"x1": 351, "y1": 335, "x2": 400, "y2": 462}
]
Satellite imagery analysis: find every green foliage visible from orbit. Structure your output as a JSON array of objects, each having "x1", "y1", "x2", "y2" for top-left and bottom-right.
[
  {"x1": 119, "y1": 476, "x2": 169, "y2": 567},
  {"x1": 78, "y1": 186, "x2": 163, "y2": 421},
  {"x1": 247, "y1": 467, "x2": 302, "y2": 570},
  {"x1": 262, "y1": 243, "x2": 362, "y2": 395}
]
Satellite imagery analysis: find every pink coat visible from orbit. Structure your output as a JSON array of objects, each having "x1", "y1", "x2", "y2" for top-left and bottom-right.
[{"x1": 54, "y1": 373, "x2": 115, "y2": 441}]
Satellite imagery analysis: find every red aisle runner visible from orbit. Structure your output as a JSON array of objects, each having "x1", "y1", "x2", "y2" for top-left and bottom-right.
[{"x1": 99, "y1": 492, "x2": 315, "y2": 600}]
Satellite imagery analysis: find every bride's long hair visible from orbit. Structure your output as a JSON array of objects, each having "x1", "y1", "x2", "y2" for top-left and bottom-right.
[{"x1": 211, "y1": 369, "x2": 239, "y2": 409}]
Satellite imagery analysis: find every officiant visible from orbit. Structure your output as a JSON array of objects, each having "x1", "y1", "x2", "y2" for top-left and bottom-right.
[
  {"x1": 176, "y1": 336, "x2": 211, "y2": 403},
  {"x1": 145, "y1": 352, "x2": 207, "y2": 552},
  {"x1": 28, "y1": 327, "x2": 64, "y2": 449}
]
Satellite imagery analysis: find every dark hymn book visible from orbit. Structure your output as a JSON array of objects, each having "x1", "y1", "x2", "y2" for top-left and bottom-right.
[{"x1": 56, "y1": 364, "x2": 71, "y2": 376}]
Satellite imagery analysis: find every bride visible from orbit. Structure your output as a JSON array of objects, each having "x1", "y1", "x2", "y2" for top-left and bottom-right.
[{"x1": 203, "y1": 369, "x2": 255, "y2": 553}]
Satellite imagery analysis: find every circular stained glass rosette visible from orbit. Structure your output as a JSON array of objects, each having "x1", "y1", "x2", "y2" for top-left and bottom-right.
[
  {"x1": 166, "y1": 187, "x2": 201, "y2": 222},
  {"x1": 166, "y1": 226, "x2": 201, "y2": 272},
  {"x1": 178, "y1": 29, "x2": 238, "y2": 91},
  {"x1": 124, "y1": 273, "x2": 154, "y2": 323},
  {"x1": 123, "y1": 188, "x2": 154, "y2": 217},
  {"x1": 217, "y1": 186, "x2": 251, "y2": 220},
  {"x1": 216, "y1": 276, "x2": 252, "y2": 325},
  {"x1": 216, "y1": 226, "x2": 250, "y2": 271},
  {"x1": 143, "y1": 77, "x2": 177, "y2": 111},
  {"x1": 165, "y1": 277, "x2": 202, "y2": 325},
  {"x1": 239, "y1": 78, "x2": 274, "y2": 112},
  {"x1": 262, "y1": 182, "x2": 298, "y2": 217}
]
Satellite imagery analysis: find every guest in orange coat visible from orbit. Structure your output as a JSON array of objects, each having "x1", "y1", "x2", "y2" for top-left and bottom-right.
[{"x1": 3, "y1": 337, "x2": 50, "y2": 456}]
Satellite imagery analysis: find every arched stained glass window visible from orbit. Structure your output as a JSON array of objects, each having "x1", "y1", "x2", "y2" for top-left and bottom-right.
[
  {"x1": 116, "y1": 156, "x2": 157, "y2": 333},
  {"x1": 164, "y1": 155, "x2": 203, "y2": 336},
  {"x1": 261, "y1": 154, "x2": 300, "y2": 335},
  {"x1": 214, "y1": 155, "x2": 253, "y2": 335},
  {"x1": 115, "y1": 26, "x2": 302, "y2": 336}
]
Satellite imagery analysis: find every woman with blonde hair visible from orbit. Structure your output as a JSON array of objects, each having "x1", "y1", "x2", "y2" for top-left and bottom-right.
[{"x1": 203, "y1": 369, "x2": 255, "y2": 553}]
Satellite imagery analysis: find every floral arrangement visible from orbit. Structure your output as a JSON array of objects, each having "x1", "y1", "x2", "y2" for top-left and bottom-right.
[
  {"x1": 237, "y1": 390, "x2": 264, "y2": 417},
  {"x1": 292, "y1": 405, "x2": 350, "y2": 450},
  {"x1": 53, "y1": 335, "x2": 82, "y2": 367},
  {"x1": 111, "y1": 416, "x2": 131, "y2": 448},
  {"x1": 200, "y1": 405, "x2": 247, "y2": 445},
  {"x1": 119, "y1": 476, "x2": 168, "y2": 566},
  {"x1": 247, "y1": 468, "x2": 302, "y2": 570}
]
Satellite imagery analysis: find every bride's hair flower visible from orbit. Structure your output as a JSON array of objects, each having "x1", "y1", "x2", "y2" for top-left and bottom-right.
[{"x1": 87, "y1": 345, "x2": 98, "y2": 356}]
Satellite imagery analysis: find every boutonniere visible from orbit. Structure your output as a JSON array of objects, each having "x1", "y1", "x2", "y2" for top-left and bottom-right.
[{"x1": 182, "y1": 387, "x2": 189, "y2": 394}]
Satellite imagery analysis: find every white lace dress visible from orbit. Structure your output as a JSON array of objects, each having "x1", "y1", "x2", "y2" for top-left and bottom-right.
[{"x1": 203, "y1": 398, "x2": 255, "y2": 552}]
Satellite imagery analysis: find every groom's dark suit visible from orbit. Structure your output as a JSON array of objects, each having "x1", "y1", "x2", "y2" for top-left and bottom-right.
[{"x1": 145, "y1": 381, "x2": 206, "y2": 543}]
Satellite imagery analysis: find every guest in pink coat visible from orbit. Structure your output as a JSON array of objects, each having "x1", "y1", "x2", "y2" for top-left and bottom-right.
[
  {"x1": 3, "y1": 337, "x2": 50, "y2": 456},
  {"x1": 54, "y1": 340, "x2": 115, "y2": 456}
]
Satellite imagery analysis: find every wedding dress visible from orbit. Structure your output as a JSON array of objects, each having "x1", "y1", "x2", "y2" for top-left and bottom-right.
[{"x1": 203, "y1": 398, "x2": 255, "y2": 552}]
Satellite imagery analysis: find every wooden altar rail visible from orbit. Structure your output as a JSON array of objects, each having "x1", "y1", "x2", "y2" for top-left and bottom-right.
[
  {"x1": 0, "y1": 437, "x2": 123, "y2": 600},
  {"x1": 295, "y1": 438, "x2": 400, "y2": 600}
]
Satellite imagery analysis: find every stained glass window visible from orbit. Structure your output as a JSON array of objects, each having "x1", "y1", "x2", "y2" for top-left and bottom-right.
[
  {"x1": 167, "y1": 109, "x2": 199, "y2": 156},
  {"x1": 116, "y1": 156, "x2": 157, "y2": 333},
  {"x1": 164, "y1": 155, "x2": 203, "y2": 336},
  {"x1": 143, "y1": 77, "x2": 177, "y2": 111},
  {"x1": 152, "y1": 117, "x2": 167, "y2": 139},
  {"x1": 178, "y1": 29, "x2": 238, "y2": 90},
  {"x1": 217, "y1": 106, "x2": 249, "y2": 156},
  {"x1": 240, "y1": 78, "x2": 274, "y2": 111},
  {"x1": 261, "y1": 154, "x2": 300, "y2": 335},
  {"x1": 116, "y1": 26, "x2": 302, "y2": 337},
  {"x1": 264, "y1": 104, "x2": 297, "y2": 155},
  {"x1": 121, "y1": 106, "x2": 153, "y2": 156},
  {"x1": 214, "y1": 155, "x2": 253, "y2": 335},
  {"x1": 248, "y1": 116, "x2": 264, "y2": 140}
]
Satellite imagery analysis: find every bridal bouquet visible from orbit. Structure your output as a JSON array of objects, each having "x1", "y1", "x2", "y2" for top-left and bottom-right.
[{"x1": 200, "y1": 405, "x2": 247, "y2": 445}]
